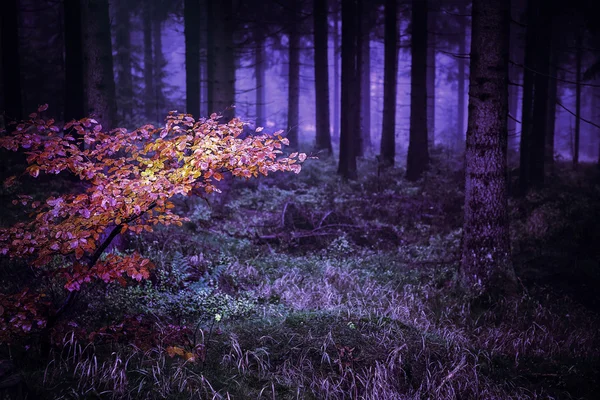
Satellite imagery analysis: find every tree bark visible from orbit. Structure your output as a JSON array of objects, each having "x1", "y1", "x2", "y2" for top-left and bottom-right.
[
  {"x1": 184, "y1": 0, "x2": 201, "y2": 118},
  {"x1": 574, "y1": 31, "x2": 582, "y2": 169},
  {"x1": 314, "y1": 0, "x2": 333, "y2": 154},
  {"x1": 207, "y1": 0, "x2": 235, "y2": 121},
  {"x1": 461, "y1": 0, "x2": 516, "y2": 296},
  {"x1": 457, "y1": 11, "x2": 467, "y2": 150},
  {"x1": 426, "y1": 3, "x2": 436, "y2": 147},
  {"x1": 380, "y1": 0, "x2": 398, "y2": 167},
  {"x1": 1, "y1": 0, "x2": 23, "y2": 127},
  {"x1": 63, "y1": 0, "x2": 84, "y2": 124},
  {"x1": 114, "y1": 1, "x2": 133, "y2": 123},
  {"x1": 333, "y1": 6, "x2": 341, "y2": 143},
  {"x1": 338, "y1": 0, "x2": 358, "y2": 179},
  {"x1": 545, "y1": 37, "x2": 558, "y2": 174},
  {"x1": 406, "y1": 0, "x2": 429, "y2": 181},
  {"x1": 360, "y1": 15, "x2": 372, "y2": 155},
  {"x1": 286, "y1": 2, "x2": 300, "y2": 148},
  {"x1": 82, "y1": 0, "x2": 116, "y2": 130}
]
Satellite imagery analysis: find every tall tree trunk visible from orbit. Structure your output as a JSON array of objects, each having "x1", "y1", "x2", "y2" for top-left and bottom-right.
[
  {"x1": 518, "y1": 0, "x2": 537, "y2": 193},
  {"x1": 574, "y1": 31, "x2": 582, "y2": 169},
  {"x1": 406, "y1": 0, "x2": 429, "y2": 181},
  {"x1": 114, "y1": 1, "x2": 133, "y2": 123},
  {"x1": 143, "y1": 3, "x2": 155, "y2": 121},
  {"x1": 153, "y1": 15, "x2": 166, "y2": 121},
  {"x1": 545, "y1": 43, "x2": 558, "y2": 174},
  {"x1": 287, "y1": 2, "x2": 300, "y2": 148},
  {"x1": 184, "y1": 0, "x2": 201, "y2": 118},
  {"x1": 529, "y1": 4, "x2": 552, "y2": 187},
  {"x1": 255, "y1": 36, "x2": 266, "y2": 128},
  {"x1": 380, "y1": 0, "x2": 398, "y2": 167},
  {"x1": 1, "y1": 0, "x2": 23, "y2": 127},
  {"x1": 360, "y1": 14, "x2": 372, "y2": 155},
  {"x1": 426, "y1": 3, "x2": 436, "y2": 147},
  {"x1": 507, "y1": 73, "x2": 518, "y2": 150},
  {"x1": 63, "y1": 0, "x2": 84, "y2": 124},
  {"x1": 333, "y1": 6, "x2": 341, "y2": 143},
  {"x1": 82, "y1": 0, "x2": 116, "y2": 129},
  {"x1": 314, "y1": 0, "x2": 332, "y2": 153},
  {"x1": 461, "y1": 0, "x2": 516, "y2": 296},
  {"x1": 338, "y1": 0, "x2": 358, "y2": 179},
  {"x1": 207, "y1": 0, "x2": 235, "y2": 122},
  {"x1": 457, "y1": 12, "x2": 467, "y2": 150},
  {"x1": 354, "y1": 0, "x2": 364, "y2": 157}
]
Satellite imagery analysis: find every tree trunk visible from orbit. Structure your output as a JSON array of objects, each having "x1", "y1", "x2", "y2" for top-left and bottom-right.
[
  {"x1": 1, "y1": 0, "x2": 23, "y2": 127},
  {"x1": 461, "y1": 0, "x2": 516, "y2": 296},
  {"x1": 574, "y1": 31, "x2": 582, "y2": 169},
  {"x1": 457, "y1": 12, "x2": 467, "y2": 150},
  {"x1": 63, "y1": 0, "x2": 84, "y2": 124},
  {"x1": 82, "y1": 0, "x2": 116, "y2": 130},
  {"x1": 406, "y1": 0, "x2": 429, "y2": 181},
  {"x1": 314, "y1": 0, "x2": 332, "y2": 154},
  {"x1": 518, "y1": 0, "x2": 537, "y2": 193},
  {"x1": 207, "y1": 0, "x2": 235, "y2": 121},
  {"x1": 286, "y1": 2, "x2": 300, "y2": 148},
  {"x1": 114, "y1": 1, "x2": 133, "y2": 123},
  {"x1": 255, "y1": 36, "x2": 266, "y2": 128},
  {"x1": 354, "y1": 0, "x2": 364, "y2": 157},
  {"x1": 360, "y1": 15, "x2": 372, "y2": 155},
  {"x1": 380, "y1": 0, "x2": 398, "y2": 167},
  {"x1": 333, "y1": 6, "x2": 341, "y2": 143},
  {"x1": 153, "y1": 15, "x2": 166, "y2": 121},
  {"x1": 426, "y1": 3, "x2": 436, "y2": 147},
  {"x1": 143, "y1": 4, "x2": 155, "y2": 121},
  {"x1": 545, "y1": 42, "x2": 557, "y2": 174},
  {"x1": 184, "y1": 0, "x2": 201, "y2": 118},
  {"x1": 338, "y1": 0, "x2": 358, "y2": 179}
]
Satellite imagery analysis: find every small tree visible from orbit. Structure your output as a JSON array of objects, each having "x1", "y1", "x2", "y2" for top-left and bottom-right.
[{"x1": 0, "y1": 105, "x2": 306, "y2": 341}]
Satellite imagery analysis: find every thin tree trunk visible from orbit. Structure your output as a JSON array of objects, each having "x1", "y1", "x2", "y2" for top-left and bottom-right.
[
  {"x1": 360, "y1": 16, "x2": 372, "y2": 155},
  {"x1": 426, "y1": 3, "x2": 436, "y2": 148},
  {"x1": 457, "y1": 13, "x2": 467, "y2": 150},
  {"x1": 338, "y1": 0, "x2": 358, "y2": 179},
  {"x1": 333, "y1": 6, "x2": 341, "y2": 143},
  {"x1": 82, "y1": 0, "x2": 116, "y2": 129},
  {"x1": 184, "y1": 0, "x2": 201, "y2": 118},
  {"x1": 355, "y1": 0, "x2": 364, "y2": 157},
  {"x1": 63, "y1": 0, "x2": 84, "y2": 124},
  {"x1": 255, "y1": 36, "x2": 266, "y2": 128},
  {"x1": 207, "y1": 0, "x2": 235, "y2": 121},
  {"x1": 143, "y1": 3, "x2": 155, "y2": 120},
  {"x1": 574, "y1": 31, "x2": 582, "y2": 169},
  {"x1": 153, "y1": 15, "x2": 166, "y2": 121},
  {"x1": 314, "y1": 0, "x2": 332, "y2": 153},
  {"x1": 380, "y1": 0, "x2": 398, "y2": 167},
  {"x1": 519, "y1": 0, "x2": 537, "y2": 193},
  {"x1": 287, "y1": 2, "x2": 300, "y2": 148},
  {"x1": 406, "y1": 0, "x2": 429, "y2": 181},
  {"x1": 461, "y1": 0, "x2": 516, "y2": 296},
  {"x1": 114, "y1": 1, "x2": 133, "y2": 123}
]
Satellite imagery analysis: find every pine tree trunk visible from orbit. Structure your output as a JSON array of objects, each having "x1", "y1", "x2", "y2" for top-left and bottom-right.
[
  {"x1": 184, "y1": 0, "x2": 201, "y2": 118},
  {"x1": 333, "y1": 7, "x2": 341, "y2": 143},
  {"x1": 255, "y1": 36, "x2": 266, "y2": 128},
  {"x1": 1, "y1": 0, "x2": 23, "y2": 127},
  {"x1": 457, "y1": 13, "x2": 467, "y2": 150},
  {"x1": 114, "y1": 1, "x2": 133, "y2": 123},
  {"x1": 406, "y1": 0, "x2": 429, "y2": 181},
  {"x1": 360, "y1": 17, "x2": 372, "y2": 155},
  {"x1": 143, "y1": 3, "x2": 155, "y2": 121},
  {"x1": 338, "y1": 0, "x2": 358, "y2": 179},
  {"x1": 380, "y1": 0, "x2": 398, "y2": 167},
  {"x1": 461, "y1": 0, "x2": 516, "y2": 296},
  {"x1": 426, "y1": 3, "x2": 436, "y2": 148},
  {"x1": 574, "y1": 32, "x2": 582, "y2": 169},
  {"x1": 207, "y1": 0, "x2": 235, "y2": 121},
  {"x1": 314, "y1": 0, "x2": 332, "y2": 154},
  {"x1": 287, "y1": 2, "x2": 300, "y2": 148},
  {"x1": 354, "y1": 0, "x2": 364, "y2": 157},
  {"x1": 63, "y1": 0, "x2": 84, "y2": 124},
  {"x1": 153, "y1": 16, "x2": 166, "y2": 121},
  {"x1": 519, "y1": 0, "x2": 537, "y2": 193},
  {"x1": 82, "y1": 0, "x2": 116, "y2": 129}
]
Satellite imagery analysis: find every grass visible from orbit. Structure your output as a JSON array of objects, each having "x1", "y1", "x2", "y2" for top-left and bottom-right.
[{"x1": 2, "y1": 155, "x2": 600, "y2": 399}]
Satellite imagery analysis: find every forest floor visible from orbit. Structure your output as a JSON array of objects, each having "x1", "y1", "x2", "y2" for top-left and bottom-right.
[{"x1": 2, "y1": 151, "x2": 600, "y2": 399}]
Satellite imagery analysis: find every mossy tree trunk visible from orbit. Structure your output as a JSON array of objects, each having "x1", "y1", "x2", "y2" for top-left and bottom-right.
[{"x1": 461, "y1": 0, "x2": 516, "y2": 296}]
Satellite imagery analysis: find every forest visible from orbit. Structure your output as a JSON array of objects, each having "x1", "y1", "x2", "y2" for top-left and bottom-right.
[{"x1": 1, "y1": 0, "x2": 599, "y2": 398}]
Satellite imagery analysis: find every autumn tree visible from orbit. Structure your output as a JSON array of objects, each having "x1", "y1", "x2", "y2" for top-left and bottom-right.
[
  {"x1": 461, "y1": 0, "x2": 516, "y2": 295},
  {"x1": 0, "y1": 106, "x2": 306, "y2": 342}
]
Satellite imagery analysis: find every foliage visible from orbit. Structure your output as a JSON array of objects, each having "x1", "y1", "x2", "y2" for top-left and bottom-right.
[{"x1": 0, "y1": 105, "x2": 305, "y2": 340}]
